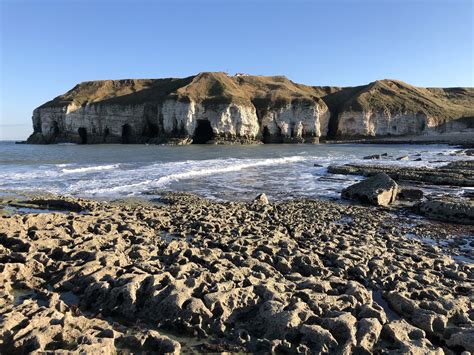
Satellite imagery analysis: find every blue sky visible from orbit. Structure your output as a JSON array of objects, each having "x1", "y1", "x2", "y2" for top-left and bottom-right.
[{"x1": 1, "y1": 0, "x2": 473, "y2": 140}]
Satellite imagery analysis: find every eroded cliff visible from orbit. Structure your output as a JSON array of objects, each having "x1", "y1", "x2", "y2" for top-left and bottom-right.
[{"x1": 26, "y1": 73, "x2": 473, "y2": 144}]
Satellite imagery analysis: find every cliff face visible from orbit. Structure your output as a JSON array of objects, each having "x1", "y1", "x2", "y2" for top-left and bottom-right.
[{"x1": 27, "y1": 73, "x2": 474, "y2": 144}]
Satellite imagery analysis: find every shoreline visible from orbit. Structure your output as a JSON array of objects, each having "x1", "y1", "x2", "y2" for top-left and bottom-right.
[{"x1": 1, "y1": 192, "x2": 472, "y2": 353}]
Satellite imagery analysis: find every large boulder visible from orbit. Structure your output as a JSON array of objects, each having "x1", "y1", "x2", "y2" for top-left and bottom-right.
[{"x1": 342, "y1": 173, "x2": 398, "y2": 206}]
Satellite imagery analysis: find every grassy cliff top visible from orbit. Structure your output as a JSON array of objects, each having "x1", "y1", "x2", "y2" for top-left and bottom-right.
[
  {"x1": 332, "y1": 79, "x2": 473, "y2": 120},
  {"x1": 38, "y1": 72, "x2": 474, "y2": 121}
]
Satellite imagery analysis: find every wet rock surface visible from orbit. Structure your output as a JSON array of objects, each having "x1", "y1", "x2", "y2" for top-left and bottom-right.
[
  {"x1": 0, "y1": 193, "x2": 473, "y2": 353},
  {"x1": 328, "y1": 160, "x2": 474, "y2": 186}
]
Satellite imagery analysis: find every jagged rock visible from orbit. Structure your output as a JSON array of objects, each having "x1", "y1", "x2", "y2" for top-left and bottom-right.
[
  {"x1": 382, "y1": 320, "x2": 443, "y2": 354},
  {"x1": 300, "y1": 324, "x2": 338, "y2": 352},
  {"x1": 357, "y1": 303, "x2": 387, "y2": 325},
  {"x1": 143, "y1": 330, "x2": 181, "y2": 353},
  {"x1": 1, "y1": 193, "x2": 473, "y2": 353},
  {"x1": 356, "y1": 318, "x2": 382, "y2": 352},
  {"x1": 321, "y1": 313, "x2": 357, "y2": 344},
  {"x1": 341, "y1": 173, "x2": 398, "y2": 206}
]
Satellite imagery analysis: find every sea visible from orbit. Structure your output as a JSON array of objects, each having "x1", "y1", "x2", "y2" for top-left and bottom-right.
[{"x1": 0, "y1": 141, "x2": 472, "y2": 201}]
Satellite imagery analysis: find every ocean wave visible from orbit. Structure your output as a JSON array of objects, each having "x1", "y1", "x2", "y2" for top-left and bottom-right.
[
  {"x1": 86, "y1": 156, "x2": 307, "y2": 195},
  {"x1": 153, "y1": 156, "x2": 307, "y2": 187},
  {"x1": 61, "y1": 164, "x2": 120, "y2": 174}
]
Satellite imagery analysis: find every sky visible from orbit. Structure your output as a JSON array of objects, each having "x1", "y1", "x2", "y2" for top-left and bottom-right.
[{"x1": 0, "y1": 0, "x2": 473, "y2": 140}]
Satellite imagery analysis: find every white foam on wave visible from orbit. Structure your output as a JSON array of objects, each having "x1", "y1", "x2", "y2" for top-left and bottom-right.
[
  {"x1": 85, "y1": 156, "x2": 308, "y2": 195},
  {"x1": 61, "y1": 164, "x2": 120, "y2": 174},
  {"x1": 2, "y1": 144, "x2": 471, "y2": 200}
]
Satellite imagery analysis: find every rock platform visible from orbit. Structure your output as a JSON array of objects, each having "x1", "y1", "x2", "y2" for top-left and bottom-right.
[{"x1": 0, "y1": 193, "x2": 473, "y2": 353}]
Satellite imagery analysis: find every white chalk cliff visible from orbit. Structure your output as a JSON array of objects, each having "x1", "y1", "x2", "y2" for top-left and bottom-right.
[{"x1": 27, "y1": 73, "x2": 474, "y2": 144}]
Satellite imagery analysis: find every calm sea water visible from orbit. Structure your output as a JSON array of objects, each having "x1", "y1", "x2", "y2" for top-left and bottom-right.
[{"x1": 0, "y1": 141, "x2": 471, "y2": 201}]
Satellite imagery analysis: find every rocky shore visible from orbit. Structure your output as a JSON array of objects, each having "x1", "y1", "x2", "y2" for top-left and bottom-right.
[
  {"x1": 1, "y1": 193, "x2": 473, "y2": 353},
  {"x1": 328, "y1": 160, "x2": 474, "y2": 187}
]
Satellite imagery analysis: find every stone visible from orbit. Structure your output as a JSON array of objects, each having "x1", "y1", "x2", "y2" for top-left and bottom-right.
[
  {"x1": 300, "y1": 324, "x2": 338, "y2": 352},
  {"x1": 397, "y1": 156, "x2": 409, "y2": 160},
  {"x1": 356, "y1": 318, "x2": 382, "y2": 352},
  {"x1": 382, "y1": 320, "x2": 442, "y2": 353},
  {"x1": 143, "y1": 330, "x2": 181, "y2": 353},
  {"x1": 254, "y1": 193, "x2": 269, "y2": 205},
  {"x1": 398, "y1": 188, "x2": 423, "y2": 201},
  {"x1": 446, "y1": 328, "x2": 474, "y2": 353},
  {"x1": 363, "y1": 154, "x2": 381, "y2": 160},
  {"x1": 341, "y1": 173, "x2": 399, "y2": 206},
  {"x1": 321, "y1": 313, "x2": 357, "y2": 344}
]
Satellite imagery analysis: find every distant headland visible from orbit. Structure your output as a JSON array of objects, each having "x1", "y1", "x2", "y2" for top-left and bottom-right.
[{"x1": 26, "y1": 72, "x2": 474, "y2": 145}]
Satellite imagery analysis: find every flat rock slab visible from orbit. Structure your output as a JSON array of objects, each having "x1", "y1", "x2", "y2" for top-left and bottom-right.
[
  {"x1": 416, "y1": 199, "x2": 474, "y2": 225},
  {"x1": 342, "y1": 173, "x2": 398, "y2": 206},
  {"x1": 328, "y1": 161, "x2": 474, "y2": 186}
]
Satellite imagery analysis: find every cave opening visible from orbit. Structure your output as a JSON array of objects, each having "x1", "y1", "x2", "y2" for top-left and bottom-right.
[
  {"x1": 103, "y1": 128, "x2": 110, "y2": 142},
  {"x1": 52, "y1": 121, "x2": 60, "y2": 135},
  {"x1": 192, "y1": 120, "x2": 215, "y2": 144},
  {"x1": 78, "y1": 127, "x2": 87, "y2": 144},
  {"x1": 327, "y1": 107, "x2": 340, "y2": 139},
  {"x1": 122, "y1": 124, "x2": 132, "y2": 144},
  {"x1": 262, "y1": 127, "x2": 271, "y2": 143},
  {"x1": 262, "y1": 126, "x2": 283, "y2": 143}
]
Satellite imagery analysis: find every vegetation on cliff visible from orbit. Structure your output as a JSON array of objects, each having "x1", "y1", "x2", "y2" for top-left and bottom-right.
[{"x1": 39, "y1": 72, "x2": 474, "y2": 123}]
